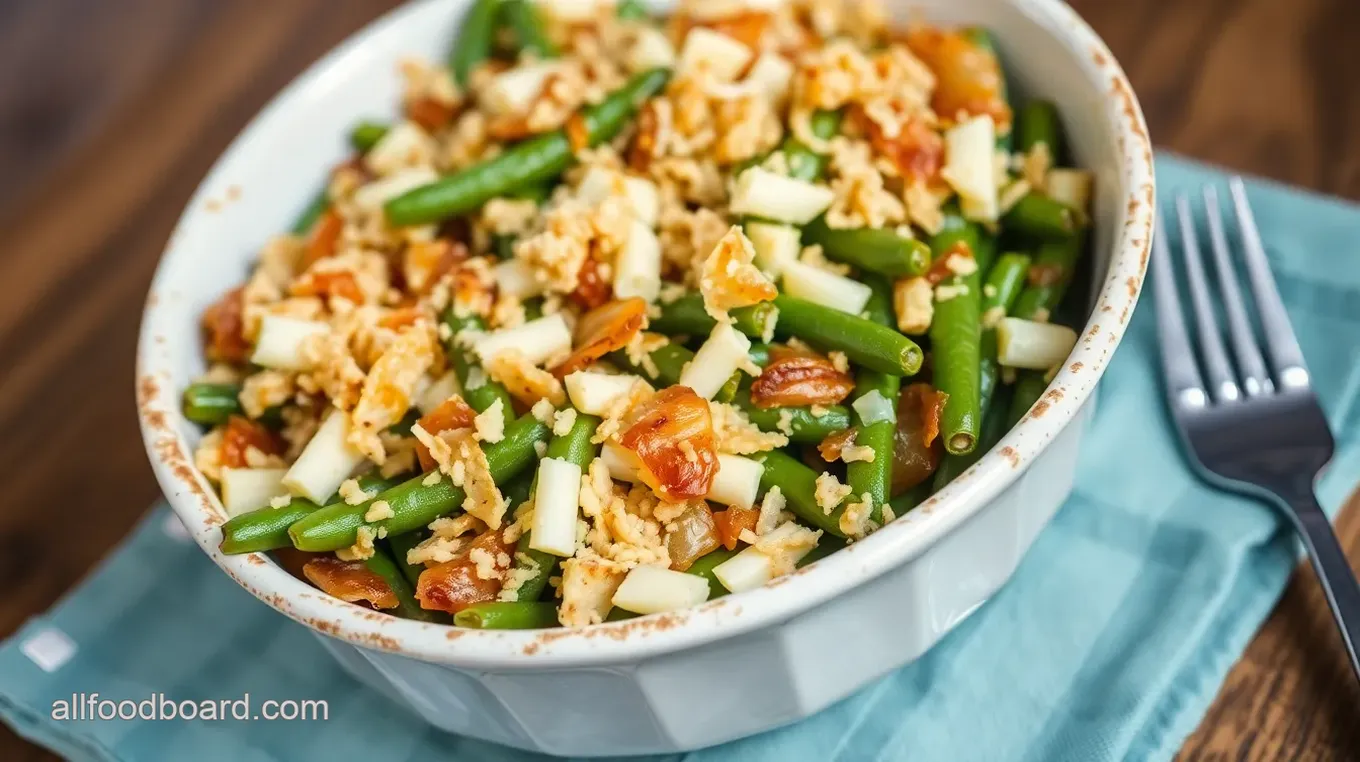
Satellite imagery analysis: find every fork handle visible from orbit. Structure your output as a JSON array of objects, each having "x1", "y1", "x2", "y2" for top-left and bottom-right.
[{"x1": 1289, "y1": 492, "x2": 1360, "y2": 681}]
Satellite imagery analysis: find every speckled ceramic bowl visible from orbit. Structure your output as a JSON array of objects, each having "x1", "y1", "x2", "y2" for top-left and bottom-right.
[{"x1": 136, "y1": 0, "x2": 1153, "y2": 754}]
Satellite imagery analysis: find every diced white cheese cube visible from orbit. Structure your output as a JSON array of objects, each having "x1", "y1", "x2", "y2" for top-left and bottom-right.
[
  {"x1": 941, "y1": 115, "x2": 999, "y2": 222},
  {"x1": 612, "y1": 565, "x2": 710, "y2": 614},
  {"x1": 744, "y1": 53, "x2": 794, "y2": 101},
  {"x1": 677, "y1": 27, "x2": 753, "y2": 83},
  {"x1": 250, "y1": 315, "x2": 329, "y2": 371},
  {"x1": 529, "y1": 457, "x2": 583, "y2": 557},
  {"x1": 364, "y1": 121, "x2": 436, "y2": 177},
  {"x1": 729, "y1": 168, "x2": 834, "y2": 224},
  {"x1": 575, "y1": 167, "x2": 660, "y2": 227},
  {"x1": 418, "y1": 370, "x2": 462, "y2": 414},
  {"x1": 476, "y1": 314, "x2": 572, "y2": 367},
  {"x1": 220, "y1": 467, "x2": 289, "y2": 517},
  {"x1": 492, "y1": 258, "x2": 546, "y2": 301},
  {"x1": 601, "y1": 442, "x2": 641, "y2": 482},
  {"x1": 484, "y1": 62, "x2": 561, "y2": 116},
  {"x1": 996, "y1": 317, "x2": 1078, "y2": 370},
  {"x1": 613, "y1": 220, "x2": 662, "y2": 302},
  {"x1": 744, "y1": 221, "x2": 801, "y2": 277},
  {"x1": 707, "y1": 454, "x2": 763, "y2": 510},
  {"x1": 565, "y1": 371, "x2": 642, "y2": 415},
  {"x1": 712, "y1": 521, "x2": 816, "y2": 593},
  {"x1": 282, "y1": 411, "x2": 366, "y2": 504},
  {"x1": 780, "y1": 260, "x2": 872, "y2": 315},
  {"x1": 540, "y1": 0, "x2": 599, "y2": 23},
  {"x1": 628, "y1": 26, "x2": 677, "y2": 72},
  {"x1": 679, "y1": 323, "x2": 751, "y2": 399},
  {"x1": 1045, "y1": 168, "x2": 1094, "y2": 212}
]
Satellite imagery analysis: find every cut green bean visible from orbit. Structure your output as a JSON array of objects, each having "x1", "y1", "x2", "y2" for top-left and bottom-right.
[
  {"x1": 735, "y1": 109, "x2": 841, "y2": 180},
  {"x1": 845, "y1": 276, "x2": 900, "y2": 525},
  {"x1": 500, "y1": 0, "x2": 556, "y2": 58},
  {"x1": 366, "y1": 544, "x2": 445, "y2": 623},
  {"x1": 291, "y1": 190, "x2": 328, "y2": 236},
  {"x1": 1016, "y1": 100, "x2": 1064, "y2": 160},
  {"x1": 450, "y1": 0, "x2": 501, "y2": 86},
  {"x1": 684, "y1": 548, "x2": 739, "y2": 599},
  {"x1": 350, "y1": 120, "x2": 389, "y2": 153},
  {"x1": 772, "y1": 295, "x2": 922, "y2": 377},
  {"x1": 732, "y1": 389, "x2": 851, "y2": 444},
  {"x1": 386, "y1": 68, "x2": 670, "y2": 225},
  {"x1": 649, "y1": 295, "x2": 778, "y2": 339},
  {"x1": 289, "y1": 414, "x2": 551, "y2": 551},
  {"x1": 978, "y1": 252, "x2": 1032, "y2": 411},
  {"x1": 1001, "y1": 192, "x2": 1079, "y2": 241},
  {"x1": 752, "y1": 451, "x2": 846, "y2": 537},
  {"x1": 1006, "y1": 371, "x2": 1050, "y2": 427},
  {"x1": 928, "y1": 213, "x2": 983, "y2": 455},
  {"x1": 1011, "y1": 237, "x2": 1083, "y2": 321},
  {"x1": 932, "y1": 385, "x2": 1013, "y2": 491},
  {"x1": 455, "y1": 601, "x2": 559, "y2": 629},
  {"x1": 386, "y1": 529, "x2": 427, "y2": 587},
  {"x1": 609, "y1": 343, "x2": 693, "y2": 387},
  {"x1": 441, "y1": 310, "x2": 517, "y2": 414},
  {"x1": 182, "y1": 382, "x2": 242, "y2": 426},
  {"x1": 803, "y1": 218, "x2": 931, "y2": 279},
  {"x1": 220, "y1": 474, "x2": 400, "y2": 555},
  {"x1": 616, "y1": 0, "x2": 649, "y2": 20}
]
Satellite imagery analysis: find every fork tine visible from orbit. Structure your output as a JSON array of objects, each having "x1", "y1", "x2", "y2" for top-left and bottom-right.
[
  {"x1": 1202, "y1": 186, "x2": 1274, "y2": 396},
  {"x1": 1152, "y1": 211, "x2": 1207, "y2": 408},
  {"x1": 1176, "y1": 194, "x2": 1240, "y2": 403},
  {"x1": 1228, "y1": 177, "x2": 1310, "y2": 389}
]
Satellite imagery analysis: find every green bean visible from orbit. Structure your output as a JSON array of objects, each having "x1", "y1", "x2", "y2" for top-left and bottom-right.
[
  {"x1": 490, "y1": 234, "x2": 517, "y2": 259},
  {"x1": 182, "y1": 382, "x2": 242, "y2": 426},
  {"x1": 747, "y1": 342, "x2": 771, "y2": 367},
  {"x1": 220, "y1": 474, "x2": 400, "y2": 555},
  {"x1": 350, "y1": 120, "x2": 389, "y2": 153},
  {"x1": 684, "y1": 548, "x2": 739, "y2": 599},
  {"x1": 503, "y1": 413, "x2": 601, "y2": 602},
  {"x1": 752, "y1": 451, "x2": 846, "y2": 537},
  {"x1": 803, "y1": 218, "x2": 931, "y2": 279},
  {"x1": 715, "y1": 372, "x2": 743, "y2": 404},
  {"x1": 649, "y1": 294, "x2": 778, "y2": 339},
  {"x1": 366, "y1": 544, "x2": 445, "y2": 623},
  {"x1": 1001, "y1": 192, "x2": 1079, "y2": 241},
  {"x1": 732, "y1": 389, "x2": 851, "y2": 444},
  {"x1": 386, "y1": 68, "x2": 670, "y2": 225},
  {"x1": 455, "y1": 601, "x2": 559, "y2": 629},
  {"x1": 608, "y1": 343, "x2": 693, "y2": 387},
  {"x1": 441, "y1": 310, "x2": 517, "y2": 414},
  {"x1": 845, "y1": 276, "x2": 900, "y2": 525},
  {"x1": 386, "y1": 530, "x2": 427, "y2": 587},
  {"x1": 291, "y1": 190, "x2": 329, "y2": 235},
  {"x1": 1011, "y1": 237, "x2": 1083, "y2": 321},
  {"x1": 289, "y1": 414, "x2": 551, "y2": 551},
  {"x1": 973, "y1": 227, "x2": 999, "y2": 275},
  {"x1": 616, "y1": 0, "x2": 649, "y2": 20},
  {"x1": 928, "y1": 213, "x2": 983, "y2": 455},
  {"x1": 978, "y1": 252, "x2": 1032, "y2": 412},
  {"x1": 888, "y1": 481, "x2": 932, "y2": 518},
  {"x1": 499, "y1": 0, "x2": 556, "y2": 58},
  {"x1": 387, "y1": 408, "x2": 422, "y2": 436},
  {"x1": 796, "y1": 535, "x2": 845, "y2": 568},
  {"x1": 450, "y1": 0, "x2": 501, "y2": 86},
  {"x1": 1016, "y1": 100, "x2": 1064, "y2": 160},
  {"x1": 932, "y1": 385, "x2": 1013, "y2": 491},
  {"x1": 1006, "y1": 371, "x2": 1050, "y2": 427},
  {"x1": 772, "y1": 295, "x2": 922, "y2": 377},
  {"x1": 735, "y1": 109, "x2": 841, "y2": 180}
]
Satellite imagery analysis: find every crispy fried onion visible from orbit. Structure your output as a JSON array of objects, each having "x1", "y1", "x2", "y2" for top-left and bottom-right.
[
  {"x1": 749, "y1": 346, "x2": 856, "y2": 408},
  {"x1": 619, "y1": 386, "x2": 719, "y2": 500}
]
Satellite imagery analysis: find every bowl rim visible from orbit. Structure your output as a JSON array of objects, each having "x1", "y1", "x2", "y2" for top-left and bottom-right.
[{"x1": 136, "y1": 0, "x2": 1154, "y2": 668}]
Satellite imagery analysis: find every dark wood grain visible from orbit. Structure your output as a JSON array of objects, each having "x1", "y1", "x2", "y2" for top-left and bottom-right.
[{"x1": 0, "y1": 1, "x2": 1357, "y2": 760}]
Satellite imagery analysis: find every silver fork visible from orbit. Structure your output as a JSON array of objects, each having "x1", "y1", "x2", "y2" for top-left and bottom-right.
[{"x1": 1153, "y1": 177, "x2": 1360, "y2": 681}]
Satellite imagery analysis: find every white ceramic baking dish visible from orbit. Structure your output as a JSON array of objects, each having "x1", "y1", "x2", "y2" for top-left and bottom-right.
[{"x1": 135, "y1": 0, "x2": 1154, "y2": 754}]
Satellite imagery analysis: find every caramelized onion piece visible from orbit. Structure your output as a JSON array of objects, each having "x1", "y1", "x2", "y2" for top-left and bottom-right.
[
  {"x1": 220, "y1": 416, "x2": 283, "y2": 469},
  {"x1": 553, "y1": 297, "x2": 648, "y2": 376},
  {"x1": 303, "y1": 556, "x2": 399, "y2": 610},
  {"x1": 201, "y1": 286, "x2": 250, "y2": 363},
  {"x1": 712, "y1": 506, "x2": 759, "y2": 551},
  {"x1": 856, "y1": 108, "x2": 944, "y2": 184},
  {"x1": 415, "y1": 529, "x2": 512, "y2": 614},
  {"x1": 291, "y1": 270, "x2": 366, "y2": 304},
  {"x1": 891, "y1": 383, "x2": 949, "y2": 495},
  {"x1": 925, "y1": 241, "x2": 975, "y2": 286},
  {"x1": 406, "y1": 96, "x2": 457, "y2": 131},
  {"x1": 620, "y1": 386, "x2": 720, "y2": 500},
  {"x1": 818, "y1": 429, "x2": 858, "y2": 462},
  {"x1": 301, "y1": 209, "x2": 344, "y2": 269},
  {"x1": 414, "y1": 396, "x2": 478, "y2": 471},
  {"x1": 666, "y1": 502, "x2": 721, "y2": 571},
  {"x1": 750, "y1": 346, "x2": 855, "y2": 409},
  {"x1": 569, "y1": 255, "x2": 612, "y2": 311},
  {"x1": 903, "y1": 25, "x2": 1012, "y2": 132}
]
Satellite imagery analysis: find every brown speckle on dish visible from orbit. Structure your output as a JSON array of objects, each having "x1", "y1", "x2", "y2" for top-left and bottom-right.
[
  {"x1": 999, "y1": 446, "x2": 1020, "y2": 467},
  {"x1": 1043, "y1": 389, "x2": 1063, "y2": 403},
  {"x1": 227, "y1": 185, "x2": 242, "y2": 201},
  {"x1": 205, "y1": 198, "x2": 222, "y2": 212},
  {"x1": 1030, "y1": 400, "x2": 1050, "y2": 418},
  {"x1": 1069, "y1": 361, "x2": 1084, "y2": 374}
]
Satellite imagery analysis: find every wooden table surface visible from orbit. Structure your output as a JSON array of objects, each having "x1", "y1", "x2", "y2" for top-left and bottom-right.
[{"x1": 2, "y1": 0, "x2": 1358, "y2": 759}]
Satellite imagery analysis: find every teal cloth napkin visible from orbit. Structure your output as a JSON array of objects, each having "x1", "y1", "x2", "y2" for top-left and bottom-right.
[{"x1": 5, "y1": 154, "x2": 1360, "y2": 762}]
